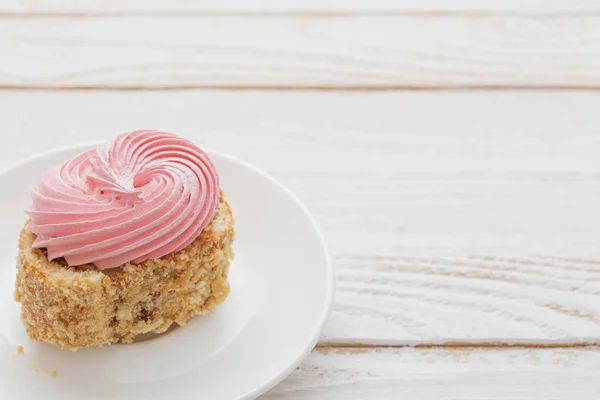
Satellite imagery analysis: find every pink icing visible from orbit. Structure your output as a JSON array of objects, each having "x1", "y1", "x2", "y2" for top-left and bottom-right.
[{"x1": 25, "y1": 130, "x2": 220, "y2": 270}]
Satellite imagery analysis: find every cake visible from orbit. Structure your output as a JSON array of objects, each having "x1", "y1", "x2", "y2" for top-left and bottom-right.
[{"x1": 14, "y1": 130, "x2": 234, "y2": 350}]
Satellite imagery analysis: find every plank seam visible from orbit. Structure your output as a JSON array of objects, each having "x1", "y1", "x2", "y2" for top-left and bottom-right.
[
  {"x1": 316, "y1": 343, "x2": 600, "y2": 350},
  {"x1": 0, "y1": 11, "x2": 599, "y2": 18},
  {"x1": 4, "y1": 86, "x2": 600, "y2": 92}
]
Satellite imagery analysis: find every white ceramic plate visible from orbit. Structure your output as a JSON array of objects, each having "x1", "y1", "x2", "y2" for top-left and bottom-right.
[{"x1": 0, "y1": 145, "x2": 334, "y2": 400}]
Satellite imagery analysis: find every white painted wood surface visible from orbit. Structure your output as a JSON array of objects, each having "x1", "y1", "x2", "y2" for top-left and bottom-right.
[
  {"x1": 3, "y1": 1, "x2": 600, "y2": 397},
  {"x1": 266, "y1": 347, "x2": 600, "y2": 399},
  {"x1": 2, "y1": 90, "x2": 600, "y2": 345},
  {"x1": 1, "y1": 0, "x2": 599, "y2": 14},
  {"x1": 3, "y1": 15, "x2": 600, "y2": 89}
]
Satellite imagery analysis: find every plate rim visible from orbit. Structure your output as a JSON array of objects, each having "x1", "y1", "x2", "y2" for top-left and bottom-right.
[{"x1": 0, "y1": 142, "x2": 335, "y2": 400}]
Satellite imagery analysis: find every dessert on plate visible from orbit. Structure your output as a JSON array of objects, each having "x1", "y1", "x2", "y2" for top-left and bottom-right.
[{"x1": 14, "y1": 130, "x2": 234, "y2": 350}]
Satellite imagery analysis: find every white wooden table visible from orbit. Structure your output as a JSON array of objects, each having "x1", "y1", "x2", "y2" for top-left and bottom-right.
[{"x1": 1, "y1": 1, "x2": 600, "y2": 398}]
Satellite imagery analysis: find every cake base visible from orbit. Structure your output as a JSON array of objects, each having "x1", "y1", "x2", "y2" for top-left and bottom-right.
[{"x1": 14, "y1": 195, "x2": 234, "y2": 350}]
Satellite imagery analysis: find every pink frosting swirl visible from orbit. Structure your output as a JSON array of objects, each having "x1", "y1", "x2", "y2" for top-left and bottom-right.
[{"x1": 25, "y1": 130, "x2": 220, "y2": 270}]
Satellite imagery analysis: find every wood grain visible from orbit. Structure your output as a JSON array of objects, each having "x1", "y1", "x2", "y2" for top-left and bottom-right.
[
  {"x1": 2, "y1": 15, "x2": 600, "y2": 89},
  {"x1": 1, "y1": 0, "x2": 598, "y2": 14},
  {"x1": 265, "y1": 347, "x2": 600, "y2": 399},
  {"x1": 1, "y1": 90, "x2": 600, "y2": 344}
]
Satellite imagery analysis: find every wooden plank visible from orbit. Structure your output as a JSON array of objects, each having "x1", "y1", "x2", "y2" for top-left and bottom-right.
[
  {"x1": 264, "y1": 347, "x2": 600, "y2": 399},
  {"x1": 1, "y1": 90, "x2": 600, "y2": 344},
  {"x1": 2, "y1": 15, "x2": 600, "y2": 89},
  {"x1": 1, "y1": 0, "x2": 599, "y2": 14}
]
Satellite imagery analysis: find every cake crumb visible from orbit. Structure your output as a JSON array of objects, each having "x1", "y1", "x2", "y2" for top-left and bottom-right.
[
  {"x1": 41, "y1": 366, "x2": 57, "y2": 377},
  {"x1": 16, "y1": 345, "x2": 24, "y2": 354}
]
